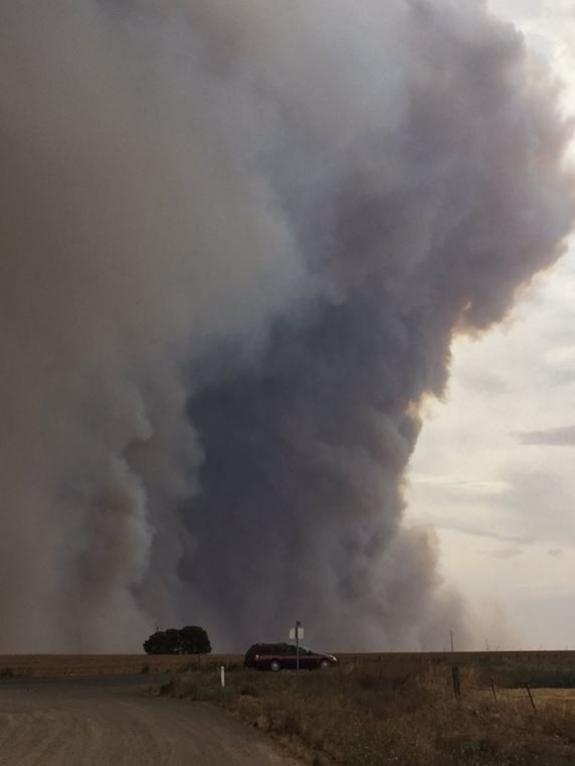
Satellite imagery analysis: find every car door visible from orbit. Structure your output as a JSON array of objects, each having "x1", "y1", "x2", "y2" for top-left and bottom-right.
[
  {"x1": 300, "y1": 650, "x2": 317, "y2": 669},
  {"x1": 281, "y1": 644, "x2": 298, "y2": 669},
  {"x1": 268, "y1": 644, "x2": 284, "y2": 669},
  {"x1": 292, "y1": 644, "x2": 313, "y2": 669}
]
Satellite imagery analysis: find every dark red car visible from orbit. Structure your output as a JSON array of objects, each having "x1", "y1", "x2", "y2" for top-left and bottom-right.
[{"x1": 244, "y1": 642, "x2": 338, "y2": 671}]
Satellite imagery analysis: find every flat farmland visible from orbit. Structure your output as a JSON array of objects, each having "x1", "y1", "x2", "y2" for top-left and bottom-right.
[
  {"x1": 0, "y1": 654, "x2": 239, "y2": 678},
  {"x1": 2, "y1": 650, "x2": 575, "y2": 681}
]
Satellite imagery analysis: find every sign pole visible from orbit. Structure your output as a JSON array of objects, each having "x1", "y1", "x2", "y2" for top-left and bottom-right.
[{"x1": 296, "y1": 620, "x2": 301, "y2": 673}]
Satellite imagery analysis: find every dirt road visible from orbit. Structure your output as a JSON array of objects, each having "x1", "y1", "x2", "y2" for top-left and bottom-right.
[{"x1": 0, "y1": 677, "x2": 299, "y2": 765}]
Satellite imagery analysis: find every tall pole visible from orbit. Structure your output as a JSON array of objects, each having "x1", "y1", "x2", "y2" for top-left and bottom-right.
[
  {"x1": 296, "y1": 620, "x2": 301, "y2": 673},
  {"x1": 450, "y1": 629, "x2": 454, "y2": 653}
]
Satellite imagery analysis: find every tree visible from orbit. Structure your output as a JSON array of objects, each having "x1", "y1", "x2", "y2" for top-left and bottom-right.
[
  {"x1": 144, "y1": 630, "x2": 180, "y2": 654},
  {"x1": 164, "y1": 628, "x2": 184, "y2": 653},
  {"x1": 179, "y1": 625, "x2": 211, "y2": 655},
  {"x1": 143, "y1": 625, "x2": 212, "y2": 655},
  {"x1": 143, "y1": 631, "x2": 166, "y2": 655}
]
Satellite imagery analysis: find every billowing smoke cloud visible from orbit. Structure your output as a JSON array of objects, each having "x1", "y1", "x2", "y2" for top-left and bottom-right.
[{"x1": 0, "y1": 0, "x2": 572, "y2": 651}]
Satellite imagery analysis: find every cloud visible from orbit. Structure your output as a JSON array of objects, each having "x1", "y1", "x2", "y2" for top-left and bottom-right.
[
  {"x1": 459, "y1": 371, "x2": 510, "y2": 396},
  {"x1": 410, "y1": 474, "x2": 511, "y2": 497},
  {"x1": 490, "y1": 545, "x2": 524, "y2": 560},
  {"x1": 517, "y1": 425, "x2": 575, "y2": 445},
  {"x1": 408, "y1": 514, "x2": 536, "y2": 546}
]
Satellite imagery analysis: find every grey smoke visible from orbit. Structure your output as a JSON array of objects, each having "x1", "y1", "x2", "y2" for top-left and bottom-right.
[{"x1": 0, "y1": 0, "x2": 572, "y2": 651}]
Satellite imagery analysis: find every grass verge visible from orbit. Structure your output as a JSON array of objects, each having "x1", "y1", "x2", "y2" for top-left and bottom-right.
[{"x1": 162, "y1": 661, "x2": 575, "y2": 765}]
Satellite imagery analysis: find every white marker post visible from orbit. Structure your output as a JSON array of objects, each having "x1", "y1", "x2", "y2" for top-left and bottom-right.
[{"x1": 220, "y1": 665, "x2": 225, "y2": 688}]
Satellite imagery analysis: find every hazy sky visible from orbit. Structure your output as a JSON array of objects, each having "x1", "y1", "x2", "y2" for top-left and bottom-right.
[{"x1": 406, "y1": 0, "x2": 575, "y2": 649}]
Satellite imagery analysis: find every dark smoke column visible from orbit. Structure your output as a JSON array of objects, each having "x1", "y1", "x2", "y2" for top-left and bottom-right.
[
  {"x1": 0, "y1": 0, "x2": 571, "y2": 652},
  {"x1": 174, "y1": 1, "x2": 574, "y2": 651}
]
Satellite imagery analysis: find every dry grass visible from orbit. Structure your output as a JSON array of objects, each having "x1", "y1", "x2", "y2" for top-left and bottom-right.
[{"x1": 164, "y1": 661, "x2": 575, "y2": 765}]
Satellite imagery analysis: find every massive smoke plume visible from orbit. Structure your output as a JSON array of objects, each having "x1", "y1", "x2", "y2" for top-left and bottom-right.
[{"x1": 0, "y1": 0, "x2": 572, "y2": 651}]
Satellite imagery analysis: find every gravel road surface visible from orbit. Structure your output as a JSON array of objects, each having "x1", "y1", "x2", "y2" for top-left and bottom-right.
[{"x1": 0, "y1": 677, "x2": 299, "y2": 765}]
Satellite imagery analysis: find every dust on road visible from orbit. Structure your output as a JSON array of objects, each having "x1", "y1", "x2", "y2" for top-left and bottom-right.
[{"x1": 0, "y1": 677, "x2": 299, "y2": 765}]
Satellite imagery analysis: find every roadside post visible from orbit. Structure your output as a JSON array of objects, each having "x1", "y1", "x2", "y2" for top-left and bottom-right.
[
  {"x1": 451, "y1": 665, "x2": 461, "y2": 701},
  {"x1": 220, "y1": 666, "x2": 225, "y2": 688},
  {"x1": 490, "y1": 679, "x2": 498, "y2": 702},
  {"x1": 525, "y1": 683, "x2": 536, "y2": 712},
  {"x1": 289, "y1": 622, "x2": 304, "y2": 673}
]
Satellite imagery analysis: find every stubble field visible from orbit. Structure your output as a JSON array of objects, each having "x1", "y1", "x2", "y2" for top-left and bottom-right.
[{"x1": 3, "y1": 650, "x2": 575, "y2": 681}]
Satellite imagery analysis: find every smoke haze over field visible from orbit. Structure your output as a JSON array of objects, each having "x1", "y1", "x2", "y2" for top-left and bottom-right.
[{"x1": 0, "y1": 0, "x2": 572, "y2": 651}]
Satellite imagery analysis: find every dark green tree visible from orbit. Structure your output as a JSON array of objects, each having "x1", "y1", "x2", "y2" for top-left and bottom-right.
[
  {"x1": 179, "y1": 625, "x2": 212, "y2": 655},
  {"x1": 143, "y1": 625, "x2": 211, "y2": 655},
  {"x1": 143, "y1": 630, "x2": 173, "y2": 655},
  {"x1": 143, "y1": 628, "x2": 182, "y2": 654}
]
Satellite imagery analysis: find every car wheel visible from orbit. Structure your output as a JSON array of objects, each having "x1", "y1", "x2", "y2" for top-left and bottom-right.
[
  {"x1": 270, "y1": 660, "x2": 281, "y2": 672},
  {"x1": 320, "y1": 660, "x2": 330, "y2": 669}
]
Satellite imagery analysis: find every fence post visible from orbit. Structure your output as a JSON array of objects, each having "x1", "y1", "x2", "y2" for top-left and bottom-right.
[
  {"x1": 451, "y1": 665, "x2": 461, "y2": 701},
  {"x1": 525, "y1": 684, "x2": 536, "y2": 712},
  {"x1": 490, "y1": 679, "x2": 497, "y2": 702}
]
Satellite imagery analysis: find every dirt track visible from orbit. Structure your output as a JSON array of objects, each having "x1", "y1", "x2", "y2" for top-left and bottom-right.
[{"x1": 0, "y1": 677, "x2": 298, "y2": 765}]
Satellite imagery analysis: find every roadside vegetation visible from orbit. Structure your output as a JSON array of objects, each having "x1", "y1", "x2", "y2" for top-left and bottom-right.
[
  {"x1": 162, "y1": 657, "x2": 575, "y2": 765},
  {"x1": 480, "y1": 656, "x2": 575, "y2": 690}
]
